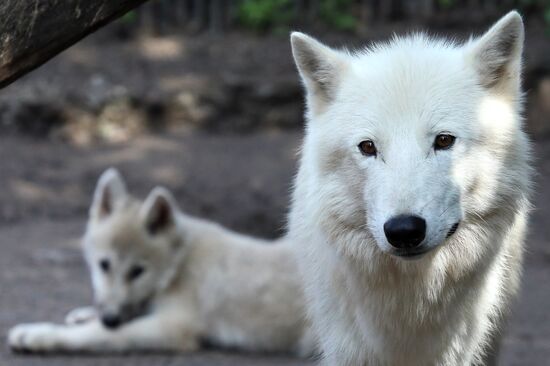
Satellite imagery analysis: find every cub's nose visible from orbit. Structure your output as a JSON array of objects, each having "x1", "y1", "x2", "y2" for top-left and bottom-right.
[
  {"x1": 383, "y1": 215, "x2": 426, "y2": 249},
  {"x1": 101, "y1": 314, "x2": 122, "y2": 329}
]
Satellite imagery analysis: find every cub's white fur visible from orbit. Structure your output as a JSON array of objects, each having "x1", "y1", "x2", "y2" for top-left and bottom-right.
[
  {"x1": 9, "y1": 169, "x2": 314, "y2": 356},
  {"x1": 289, "y1": 11, "x2": 531, "y2": 366}
]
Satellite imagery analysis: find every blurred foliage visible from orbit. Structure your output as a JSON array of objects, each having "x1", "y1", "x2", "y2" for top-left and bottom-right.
[
  {"x1": 237, "y1": 0, "x2": 294, "y2": 32},
  {"x1": 237, "y1": 0, "x2": 357, "y2": 32},
  {"x1": 437, "y1": 0, "x2": 455, "y2": 9},
  {"x1": 545, "y1": 7, "x2": 550, "y2": 29},
  {"x1": 121, "y1": 10, "x2": 138, "y2": 24},
  {"x1": 119, "y1": 0, "x2": 550, "y2": 36},
  {"x1": 319, "y1": 0, "x2": 357, "y2": 31},
  {"x1": 518, "y1": 0, "x2": 550, "y2": 34},
  {"x1": 437, "y1": 0, "x2": 550, "y2": 34}
]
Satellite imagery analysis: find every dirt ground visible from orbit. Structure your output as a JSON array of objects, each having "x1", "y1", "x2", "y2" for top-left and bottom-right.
[{"x1": 0, "y1": 131, "x2": 549, "y2": 366}]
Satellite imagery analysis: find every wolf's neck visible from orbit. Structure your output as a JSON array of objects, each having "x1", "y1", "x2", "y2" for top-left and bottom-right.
[
  {"x1": 159, "y1": 213, "x2": 235, "y2": 297},
  {"x1": 155, "y1": 214, "x2": 202, "y2": 296}
]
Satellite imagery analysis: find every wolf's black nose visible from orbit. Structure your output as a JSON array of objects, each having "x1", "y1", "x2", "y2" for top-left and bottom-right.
[
  {"x1": 101, "y1": 314, "x2": 122, "y2": 329},
  {"x1": 384, "y1": 215, "x2": 426, "y2": 249}
]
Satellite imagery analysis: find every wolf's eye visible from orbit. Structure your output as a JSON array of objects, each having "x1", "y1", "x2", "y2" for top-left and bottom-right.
[
  {"x1": 434, "y1": 134, "x2": 456, "y2": 150},
  {"x1": 127, "y1": 265, "x2": 146, "y2": 282},
  {"x1": 358, "y1": 140, "x2": 377, "y2": 157},
  {"x1": 99, "y1": 259, "x2": 110, "y2": 273}
]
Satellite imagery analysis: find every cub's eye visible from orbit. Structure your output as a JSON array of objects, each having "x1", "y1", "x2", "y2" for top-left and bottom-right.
[
  {"x1": 358, "y1": 140, "x2": 377, "y2": 157},
  {"x1": 99, "y1": 259, "x2": 110, "y2": 273},
  {"x1": 127, "y1": 265, "x2": 146, "y2": 282},
  {"x1": 434, "y1": 134, "x2": 456, "y2": 150}
]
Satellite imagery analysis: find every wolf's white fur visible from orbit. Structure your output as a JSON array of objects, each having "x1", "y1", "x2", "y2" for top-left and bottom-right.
[
  {"x1": 289, "y1": 11, "x2": 531, "y2": 366},
  {"x1": 9, "y1": 169, "x2": 315, "y2": 356}
]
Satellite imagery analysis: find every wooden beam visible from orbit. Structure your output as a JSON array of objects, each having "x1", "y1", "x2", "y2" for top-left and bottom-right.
[{"x1": 0, "y1": 0, "x2": 149, "y2": 88}]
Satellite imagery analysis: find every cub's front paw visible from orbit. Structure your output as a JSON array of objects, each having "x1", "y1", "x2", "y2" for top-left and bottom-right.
[
  {"x1": 8, "y1": 323, "x2": 61, "y2": 353},
  {"x1": 65, "y1": 306, "x2": 97, "y2": 325}
]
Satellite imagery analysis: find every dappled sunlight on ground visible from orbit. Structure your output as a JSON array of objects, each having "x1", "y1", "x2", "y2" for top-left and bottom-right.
[{"x1": 139, "y1": 36, "x2": 186, "y2": 61}]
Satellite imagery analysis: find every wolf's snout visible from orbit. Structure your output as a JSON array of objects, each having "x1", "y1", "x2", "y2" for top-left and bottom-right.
[
  {"x1": 383, "y1": 215, "x2": 426, "y2": 249},
  {"x1": 101, "y1": 313, "x2": 122, "y2": 329}
]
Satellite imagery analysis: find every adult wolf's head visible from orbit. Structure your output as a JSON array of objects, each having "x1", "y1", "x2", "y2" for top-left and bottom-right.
[
  {"x1": 291, "y1": 12, "x2": 530, "y2": 262},
  {"x1": 82, "y1": 169, "x2": 186, "y2": 329}
]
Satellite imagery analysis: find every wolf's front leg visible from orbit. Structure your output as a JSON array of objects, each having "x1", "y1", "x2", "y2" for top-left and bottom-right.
[
  {"x1": 8, "y1": 312, "x2": 199, "y2": 353},
  {"x1": 64, "y1": 306, "x2": 97, "y2": 325}
]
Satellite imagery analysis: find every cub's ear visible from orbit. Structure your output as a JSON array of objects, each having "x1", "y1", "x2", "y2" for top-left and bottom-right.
[
  {"x1": 90, "y1": 168, "x2": 127, "y2": 220},
  {"x1": 291, "y1": 32, "x2": 348, "y2": 114},
  {"x1": 141, "y1": 187, "x2": 178, "y2": 236},
  {"x1": 467, "y1": 11, "x2": 524, "y2": 91}
]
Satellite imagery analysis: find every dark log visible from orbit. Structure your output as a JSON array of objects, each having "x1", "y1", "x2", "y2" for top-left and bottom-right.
[{"x1": 0, "y1": 0, "x2": 149, "y2": 89}]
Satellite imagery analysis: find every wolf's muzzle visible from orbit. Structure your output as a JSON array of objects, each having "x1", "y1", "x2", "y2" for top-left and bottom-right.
[{"x1": 101, "y1": 313, "x2": 122, "y2": 329}]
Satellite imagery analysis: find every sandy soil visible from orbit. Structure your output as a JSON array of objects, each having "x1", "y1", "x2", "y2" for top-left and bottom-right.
[{"x1": 0, "y1": 131, "x2": 549, "y2": 365}]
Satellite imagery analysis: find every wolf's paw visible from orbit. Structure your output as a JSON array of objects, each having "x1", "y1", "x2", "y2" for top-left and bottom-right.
[
  {"x1": 65, "y1": 306, "x2": 97, "y2": 325},
  {"x1": 8, "y1": 323, "x2": 61, "y2": 353}
]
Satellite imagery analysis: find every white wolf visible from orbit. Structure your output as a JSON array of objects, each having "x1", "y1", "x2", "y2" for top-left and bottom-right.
[
  {"x1": 9, "y1": 169, "x2": 314, "y2": 356},
  {"x1": 288, "y1": 11, "x2": 531, "y2": 366}
]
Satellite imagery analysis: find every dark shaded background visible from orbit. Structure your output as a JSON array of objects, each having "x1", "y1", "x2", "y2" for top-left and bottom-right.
[{"x1": 0, "y1": 1, "x2": 548, "y2": 365}]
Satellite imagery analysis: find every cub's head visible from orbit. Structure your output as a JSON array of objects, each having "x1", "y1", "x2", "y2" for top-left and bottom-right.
[
  {"x1": 82, "y1": 168, "x2": 185, "y2": 328},
  {"x1": 291, "y1": 12, "x2": 530, "y2": 262}
]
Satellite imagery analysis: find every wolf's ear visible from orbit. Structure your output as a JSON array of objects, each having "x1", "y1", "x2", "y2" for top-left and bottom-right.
[
  {"x1": 467, "y1": 11, "x2": 524, "y2": 91},
  {"x1": 291, "y1": 32, "x2": 348, "y2": 114},
  {"x1": 90, "y1": 168, "x2": 127, "y2": 220},
  {"x1": 141, "y1": 187, "x2": 178, "y2": 236}
]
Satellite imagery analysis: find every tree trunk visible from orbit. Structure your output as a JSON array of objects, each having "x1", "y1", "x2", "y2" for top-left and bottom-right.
[{"x1": 0, "y1": 0, "x2": 150, "y2": 89}]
